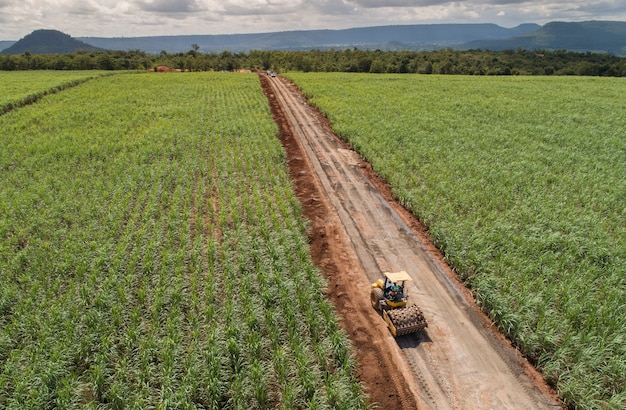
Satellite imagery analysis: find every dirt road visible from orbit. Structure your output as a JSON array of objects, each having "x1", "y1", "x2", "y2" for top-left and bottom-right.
[{"x1": 260, "y1": 73, "x2": 563, "y2": 410}]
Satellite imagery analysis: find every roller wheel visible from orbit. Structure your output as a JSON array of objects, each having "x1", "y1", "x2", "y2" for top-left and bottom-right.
[{"x1": 371, "y1": 287, "x2": 384, "y2": 311}]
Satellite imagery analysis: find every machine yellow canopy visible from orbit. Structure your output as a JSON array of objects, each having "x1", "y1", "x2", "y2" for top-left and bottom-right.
[{"x1": 383, "y1": 271, "x2": 412, "y2": 282}]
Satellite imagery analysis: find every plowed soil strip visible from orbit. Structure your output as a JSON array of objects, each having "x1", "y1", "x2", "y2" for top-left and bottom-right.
[{"x1": 259, "y1": 73, "x2": 563, "y2": 410}]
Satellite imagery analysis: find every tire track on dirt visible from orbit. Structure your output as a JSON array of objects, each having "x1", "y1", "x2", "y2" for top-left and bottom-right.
[
  {"x1": 260, "y1": 73, "x2": 424, "y2": 409},
  {"x1": 260, "y1": 73, "x2": 563, "y2": 410},
  {"x1": 265, "y1": 74, "x2": 451, "y2": 409}
]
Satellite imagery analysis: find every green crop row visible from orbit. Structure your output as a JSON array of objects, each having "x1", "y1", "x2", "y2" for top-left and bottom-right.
[
  {"x1": 0, "y1": 71, "x2": 114, "y2": 115},
  {"x1": 285, "y1": 72, "x2": 625, "y2": 410},
  {"x1": 0, "y1": 72, "x2": 366, "y2": 409}
]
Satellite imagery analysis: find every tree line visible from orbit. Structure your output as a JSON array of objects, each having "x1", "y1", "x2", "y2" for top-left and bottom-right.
[{"x1": 1, "y1": 47, "x2": 625, "y2": 76}]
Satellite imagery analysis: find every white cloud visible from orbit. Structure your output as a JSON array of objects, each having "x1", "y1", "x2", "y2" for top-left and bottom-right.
[
  {"x1": 135, "y1": 0, "x2": 201, "y2": 13},
  {"x1": 347, "y1": 0, "x2": 440, "y2": 6},
  {"x1": 220, "y1": 0, "x2": 303, "y2": 16},
  {"x1": 1, "y1": 0, "x2": 625, "y2": 39}
]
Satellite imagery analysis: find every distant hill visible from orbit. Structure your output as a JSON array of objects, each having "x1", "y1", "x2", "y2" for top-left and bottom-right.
[
  {"x1": 1, "y1": 29, "x2": 103, "y2": 55},
  {"x1": 462, "y1": 21, "x2": 626, "y2": 55},
  {"x1": 2, "y1": 22, "x2": 625, "y2": 56},
  {"x1": 78, "y1": 24, "x2": 540, "y2": 54}
]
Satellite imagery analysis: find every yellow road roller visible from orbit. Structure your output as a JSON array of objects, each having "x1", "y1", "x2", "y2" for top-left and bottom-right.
[{"x1": 371, "y1": 271, "x2": 427, "y2": 337}]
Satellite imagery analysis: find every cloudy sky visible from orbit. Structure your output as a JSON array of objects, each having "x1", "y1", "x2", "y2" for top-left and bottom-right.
[{"x1": 1, "y1": 0, "x2": 625, "y2": 40}]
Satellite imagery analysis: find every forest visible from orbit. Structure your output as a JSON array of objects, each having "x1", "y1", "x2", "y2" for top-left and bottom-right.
[{"x1": 1, "y1": 47, "x2": 625, "y2": 76}]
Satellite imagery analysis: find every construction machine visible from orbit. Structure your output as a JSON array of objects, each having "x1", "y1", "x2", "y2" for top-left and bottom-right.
[{"x1": 371, "y1": 271, "x2": 427, "y2": 337}]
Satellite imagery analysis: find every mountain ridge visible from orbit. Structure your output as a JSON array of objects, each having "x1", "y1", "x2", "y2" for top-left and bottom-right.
[
  {"x1": 463, "y1": 21, "x2": 626, "y2": 55},
  {"x1": 76, "y1": 23, "x2": 540, "y2": 54},
  {"x1": 1, "y1": 21, "x2": 625, "y2": 56},
  {"x1": 1, "y1": 29, "x2": 103, "y2": 55}
]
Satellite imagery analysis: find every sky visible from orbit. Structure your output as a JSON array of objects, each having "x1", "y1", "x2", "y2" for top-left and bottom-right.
[{"x1": 1, "y1": 0, "x2": 625, "y2": 40}]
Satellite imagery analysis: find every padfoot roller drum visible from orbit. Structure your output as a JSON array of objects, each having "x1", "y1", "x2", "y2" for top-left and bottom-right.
[{"x1": 384, "y1": 305, "x2": 428, "y2": 337}]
